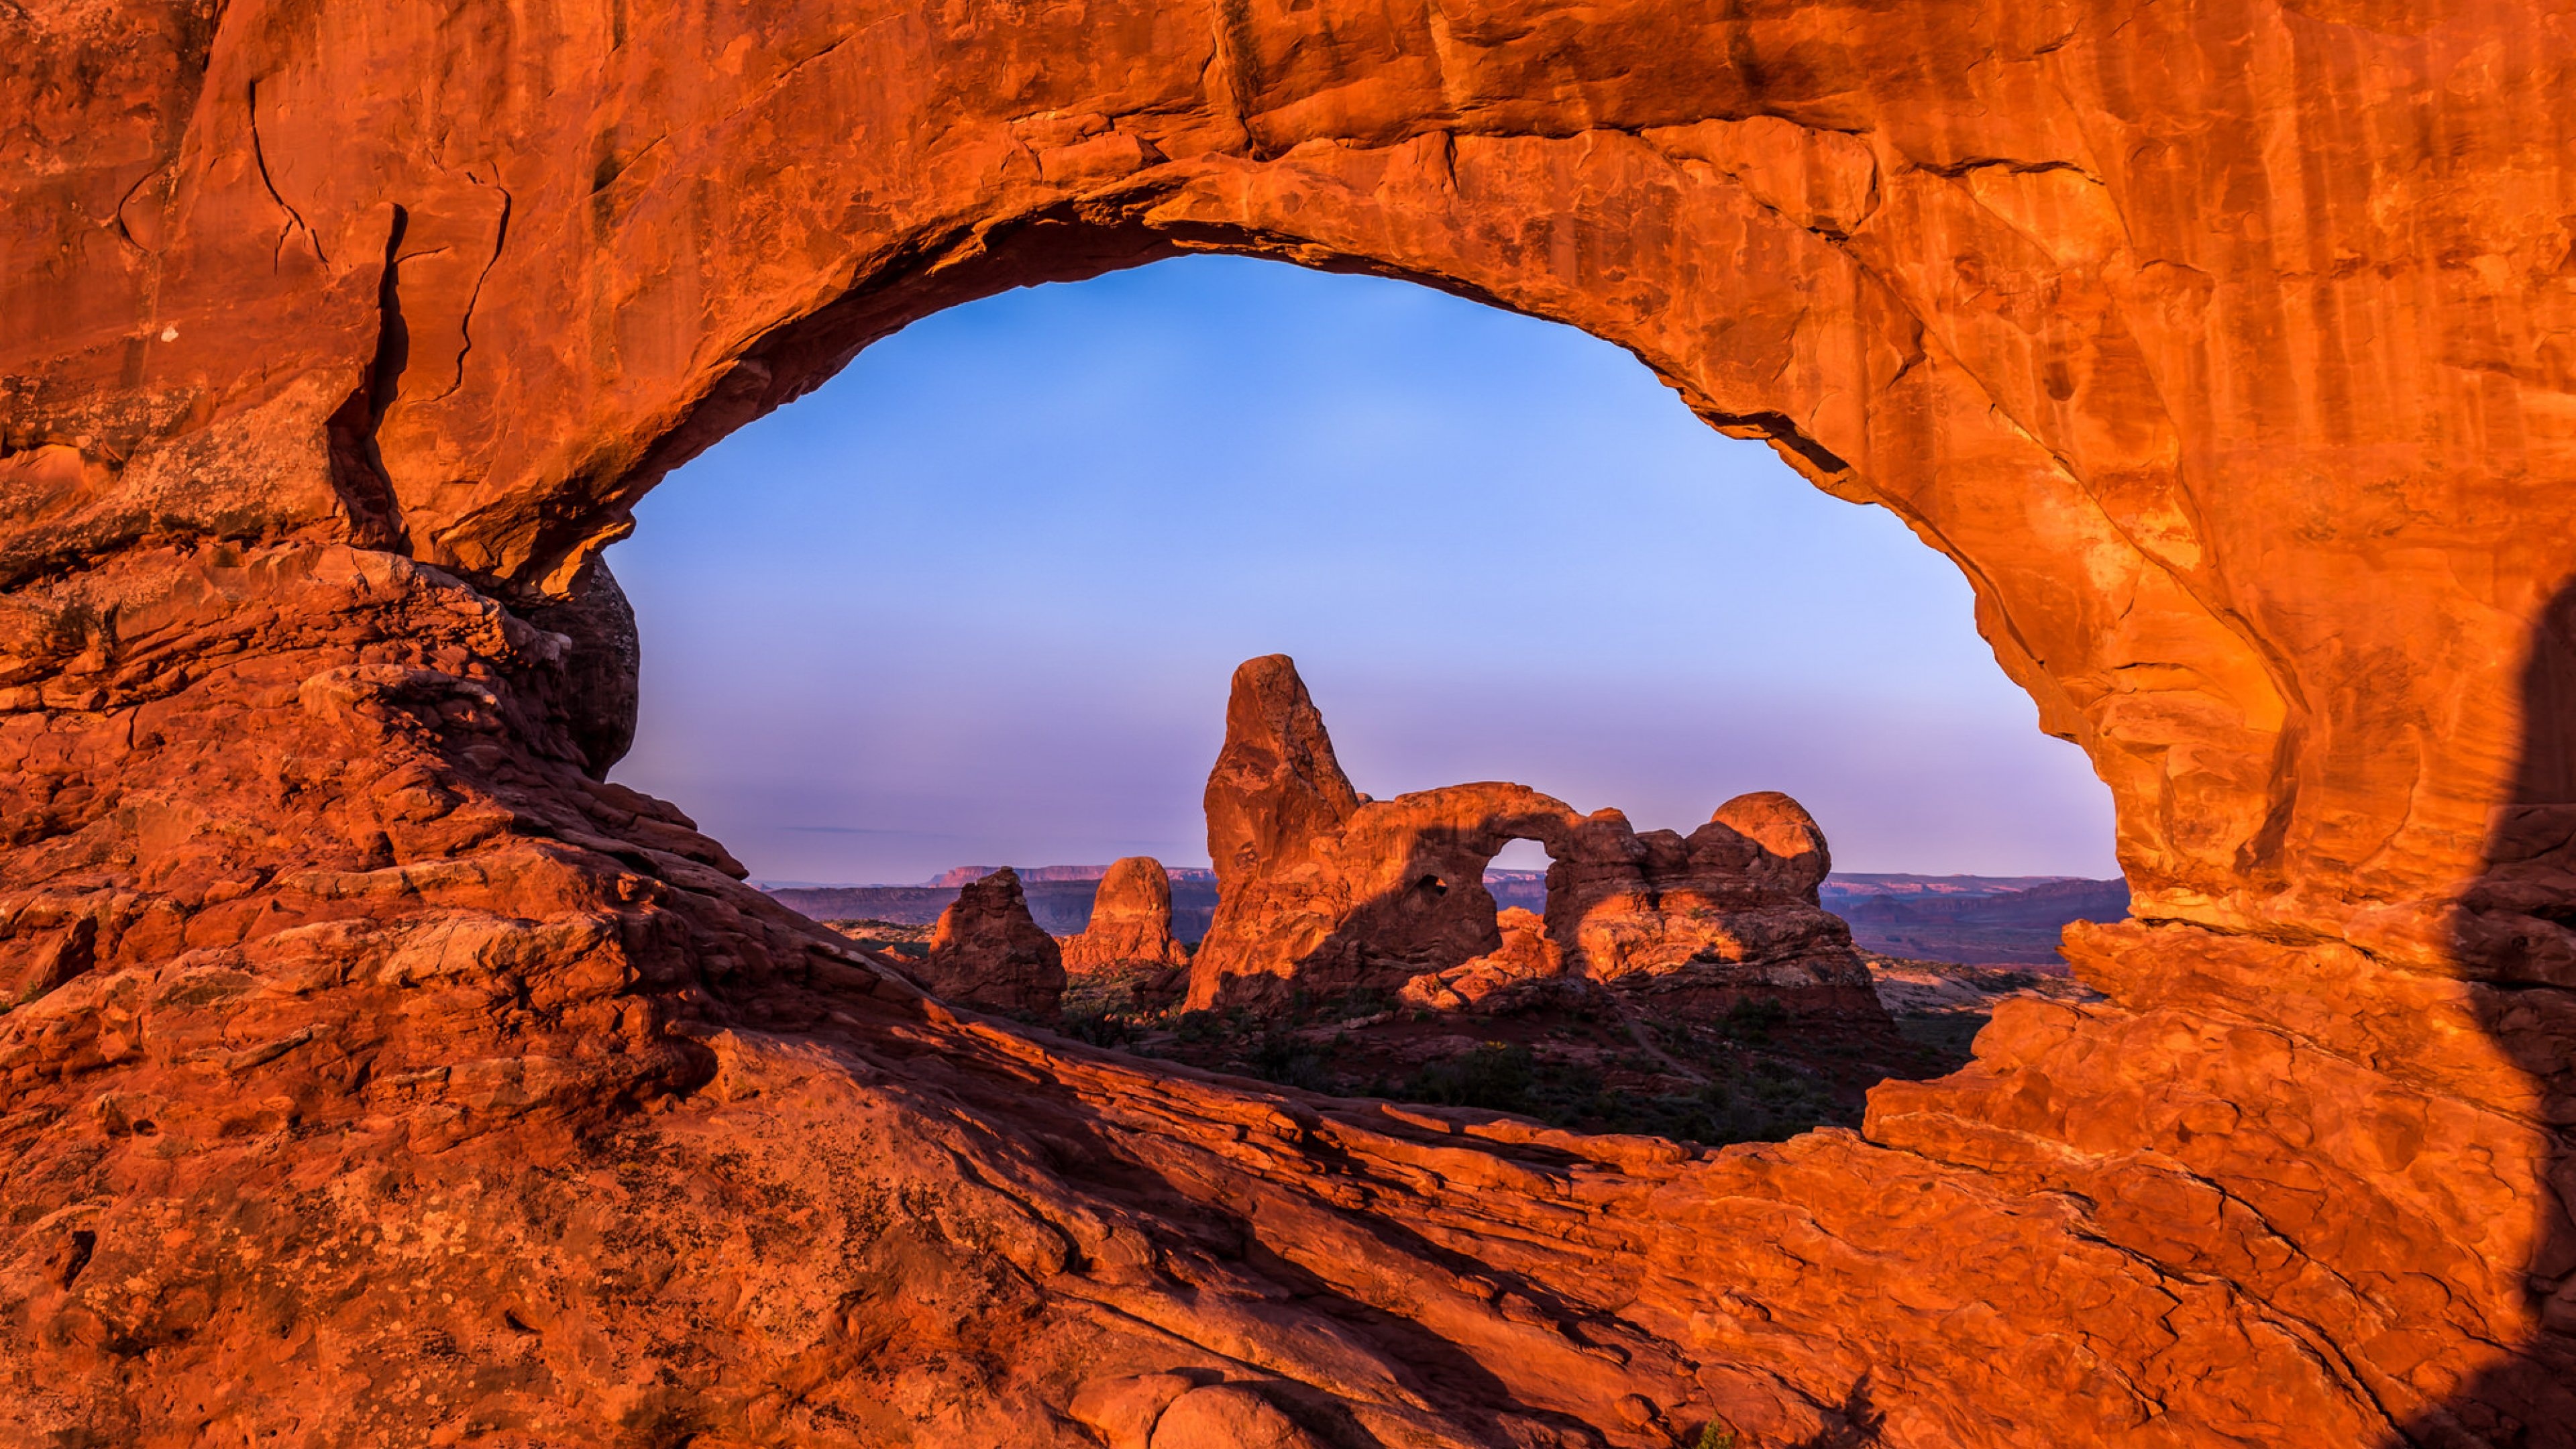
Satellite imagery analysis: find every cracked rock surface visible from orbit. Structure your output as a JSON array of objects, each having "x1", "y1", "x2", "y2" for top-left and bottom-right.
[{"x1": 4, "y1": 1, "x2": 2576, "y2": 1444}]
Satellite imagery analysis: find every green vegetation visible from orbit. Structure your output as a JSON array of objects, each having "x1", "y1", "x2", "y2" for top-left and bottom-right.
[
  {"x1": 1625, "y1": 1059, "x2": 1847, "y2": 1144},
  {"x1": 1893, "y1": 1010, "x2": 1988, "y2": 1069},
  {"x1": 1722, "y1": 996, "x2": 1788, "y2": 1045},
  {"x1": 1051, "y1": 965, "x2": 1869, "y2": 1148},
  {"x1": 1249, "y1": 1028, "x2": 1338, "y2": 1091},
  {"x1": 1059, "y1": 1007, "x2": 1134, "y2": 1049},
  {"x1": 1403, "y1": 1041, "x2": 1537, "y2": 1112},
  {"x1": 1056, "y1": 963, "x2": 1197, "y2": 1051},
  {"x1": 1326, "y1": 985, "x2": 1393, "y2": 1020},
  {"x1": 1385, "y1": 1040, "x2": 1849, "y2": 1146}
]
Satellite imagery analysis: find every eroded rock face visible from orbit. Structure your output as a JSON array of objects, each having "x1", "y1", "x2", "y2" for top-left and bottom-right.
[
  {"x1": 1203, "y1": 655, "x2": 1363, "y2": 895},
  {"x1": 1189, "y1": 657, "x2": 1872, "y2": 1017},
  {"x1": 1195, "y1": 655, "x2": 1554, "y2": 1008},
  {"x1": 519, "y1": 553, "x2": 641, "y2": 777},
  {"x1": 1061, "y1": 856, "x2": 1189, "y2": 972},
  {"x1": 1148, "y1": 1385, "x2": 1328, "y2": 1449},
  {"x1": 1191, "y1": 775, "x2": 1585, "y2": 1010},
  {"x1": 921, "y1": 867, "x2": 1066, "y2": 1017},
  {"x1": 1400, "y1": 907, "x2": 1582, "y2": 1014},
  {"x1": 1549, "y1": 795, "x2": 1880, "y2": 1016},
  {"x1": 1190, "y1": 663, "x2": 1558, "y2": 1007},
  {"x1": 3, "y1": 1, "x2": 2573, "y2": 1444}
]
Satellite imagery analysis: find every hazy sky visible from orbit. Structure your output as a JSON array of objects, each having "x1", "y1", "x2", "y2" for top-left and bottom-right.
[{"x1": 606, "y1": 256, "x2": 2118, "y2": 885}]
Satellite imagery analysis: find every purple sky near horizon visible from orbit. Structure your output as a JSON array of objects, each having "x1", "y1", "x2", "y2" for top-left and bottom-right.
[{"x1": 604, "y1": 256, "x2": 2120, "y2": 887}]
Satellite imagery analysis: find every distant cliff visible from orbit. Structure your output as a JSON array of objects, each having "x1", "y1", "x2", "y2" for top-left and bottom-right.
[
  {"x1": 1825, "y1": 875, "x2": 2129, "y2": 965},
  {"x1": 771, "y1": 869, "x2": 1222, "y2": 941},
  {"x1": 766, "y1": 867, "x2": 2124, "y2": 963},
  {"x1": 925, "y1": 863, "x2": 1219, "y2": 888}
]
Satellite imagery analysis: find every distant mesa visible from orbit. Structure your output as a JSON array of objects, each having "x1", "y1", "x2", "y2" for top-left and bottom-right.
[
  {"x1": 1827, "y1": 873, "x2": 2129, "y2": 965},
  {"x1": 927, "y1": 863, "x2": 1181, "y2": 888},
  {"x1": 927, "y1": 865, "x2": 1012, "y2": 888},
  {"x1": 771, "y1": 873, "x2": 1218, "y2": 940}
]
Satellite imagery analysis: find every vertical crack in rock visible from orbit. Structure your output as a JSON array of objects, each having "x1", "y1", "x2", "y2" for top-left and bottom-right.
[
  {"x1": 419, "y1": 182, "x2": 511, "y2": 407},
  {"x1": 246, "y1": 76, "x2": 326, "y2": 267},
  {"x1": 325, "y1": 206, "x2": 411, "y2": 551},
  {"x1": 56, "y1": 1230, "x2": 95, "y2": 1291}
]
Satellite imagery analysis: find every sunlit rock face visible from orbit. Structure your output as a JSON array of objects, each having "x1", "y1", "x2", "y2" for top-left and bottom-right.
[
  {"x1": 1191, "y1": 657, "x2": 1580, "y2": 1009},
  {"x1": 1547, "y1": 794, "x2": 1883, "y2": 1017},
  {"x1": 4, "y1": 1, "x2": 2574, "y2": 1444},
  {"x1": 1061, "y1": 856, "x2": 1191, "y2": 973},
  {"x1": 1400, "y1": 906, "x2": 1580, "y2": 1015},
  {"x1": 1189, "y1": 655, "x2": 1875, "y2": 1019}
]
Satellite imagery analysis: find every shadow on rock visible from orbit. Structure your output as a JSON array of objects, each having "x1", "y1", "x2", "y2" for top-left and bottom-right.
[{"x1": 2423, "y1": 574, "x2": 2576, "y2": 1444}]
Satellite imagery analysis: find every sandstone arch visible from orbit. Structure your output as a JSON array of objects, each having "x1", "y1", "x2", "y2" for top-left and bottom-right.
[
  {"x1": 1188, "y1": 656, "x2": 1878, "y2": 1020},
  {"x1": 4, "y1": 1, "x2": 2573, "y2": 1445}
]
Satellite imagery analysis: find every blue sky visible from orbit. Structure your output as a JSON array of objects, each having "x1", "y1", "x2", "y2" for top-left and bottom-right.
[{"x1": 606, "y1": 256, "x2": 2117, "y2": 885}]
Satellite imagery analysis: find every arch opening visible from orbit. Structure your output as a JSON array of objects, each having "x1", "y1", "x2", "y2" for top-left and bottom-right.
[{"x1": 604, "y1": 254, "x2": 2122, "y2": 1146}]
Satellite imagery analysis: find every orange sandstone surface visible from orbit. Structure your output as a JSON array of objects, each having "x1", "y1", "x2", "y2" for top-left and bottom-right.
[
  {"x1": 1189, "y1": 655, "x2": 1877, "y2": 1021},
  {"x1": 3, "y1": 1, "x2": 2575, "y2": 1445},
  {"x1": 1061, "y1": 857, "x2": 1190, "y2": 975}
]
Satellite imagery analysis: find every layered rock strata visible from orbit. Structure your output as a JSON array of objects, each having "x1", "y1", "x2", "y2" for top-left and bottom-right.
[
  {"x1": 3, "y1": 1, "x2": 2573, "y2": 1444},
  {"x1": 1060, "y1": 856, "x2": 1190, "y2": 973},
  {"x1": 921, "y1": 867, "x2": 1067, "y2": 1018}
]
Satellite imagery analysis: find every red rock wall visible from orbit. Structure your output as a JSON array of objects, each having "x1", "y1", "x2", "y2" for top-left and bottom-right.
[
  {"x1": 1542, "y1": 794, "x2": 1876, "y2": 1012},
  {"x1": 3, "y1": 1, "x2": 2573, "y2": 1444}
]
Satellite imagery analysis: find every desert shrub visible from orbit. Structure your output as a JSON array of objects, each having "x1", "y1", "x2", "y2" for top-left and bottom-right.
[
  {"x1": 1894, "y1": 1011, "x2": 1987, "y2": 1069},
  {"x1": 1059, "y1": 1010, "x2": 1132, "y2": 1049},
  {"x1": 1632, "y1": 1060, "x2": 1846, "y2": 1145},
  {"x1": 1723, "y1": 996, "x2": 1788, "y2": 1045},
  {"x1": 1249, "y1": 1030, "x2": 1336, "y2": 1091},
  {"x1": 1650, "y1": 1015, "x2": 1703, "y2": 1057},
  {"x1": 1404, "y1": 1042, "x2": 1536, "y2": 1113},
  {"x1": 1332, "y1": 985, "x2": 1393, "y2": 1020}
]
